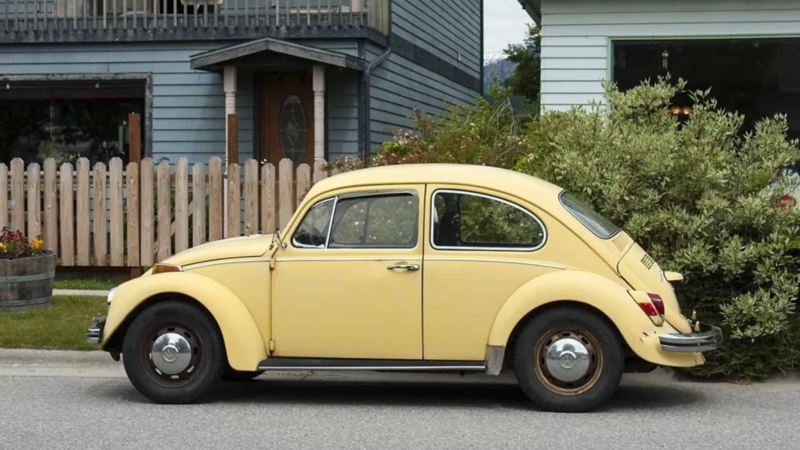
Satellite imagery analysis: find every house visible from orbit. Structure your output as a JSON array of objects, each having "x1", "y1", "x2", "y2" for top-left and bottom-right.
[
  {"x1": 0, "y1": 0, "x2": 484, "y2": 166},
  {"x1": 518, "y1": 0, "x2": 800, "y2": 137}
]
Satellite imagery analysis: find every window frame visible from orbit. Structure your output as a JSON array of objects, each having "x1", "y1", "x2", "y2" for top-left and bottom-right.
[
  {"x1": 429, "y1": 189, "x2": 548, "y2": 252},
  {"x1": 291, "y1": 189, "x2": 421, "y2": 250}
]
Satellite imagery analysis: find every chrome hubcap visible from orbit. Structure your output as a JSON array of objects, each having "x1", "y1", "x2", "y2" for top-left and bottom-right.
[
  {"x1": 151, "y1": 332, "x2": 193, "y2": 375},
  {"x1": 544, "y1": 337, "x2": 591, "y2": 383}
]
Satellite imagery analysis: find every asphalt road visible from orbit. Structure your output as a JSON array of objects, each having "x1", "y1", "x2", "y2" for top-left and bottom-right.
[{"x1": 0, "y1": 350, "x2": 797, "y2": 450}]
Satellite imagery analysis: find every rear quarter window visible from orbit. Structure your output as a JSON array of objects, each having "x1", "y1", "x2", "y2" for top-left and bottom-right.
[{"x1": 560, "y1": 192, "x2": 621, "y2": 239}]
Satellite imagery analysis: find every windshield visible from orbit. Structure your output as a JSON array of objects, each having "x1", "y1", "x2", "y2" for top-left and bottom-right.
[{"x1": 560, "y1": 192, "x2": 621, "y2": 239}]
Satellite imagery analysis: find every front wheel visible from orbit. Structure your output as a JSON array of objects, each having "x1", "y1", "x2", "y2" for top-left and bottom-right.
[
  {"x1": 122, "y1": 301, "x2": 226, "y2": 404},
  {"x1": 514, "y1": 306, "x2": 624, "y2": 412}
]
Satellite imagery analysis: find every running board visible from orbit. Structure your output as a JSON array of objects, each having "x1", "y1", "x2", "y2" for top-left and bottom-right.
[{"x1": 258, "y1": 358, "x2": 486, "y2": 372}]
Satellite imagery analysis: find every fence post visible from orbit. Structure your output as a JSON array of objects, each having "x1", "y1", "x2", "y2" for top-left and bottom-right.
[
  {"x1": 92, "y1": 162, "x2": 108, "y2": 266},
  {"x1": 109, "y1": 158, "x2": 124, "y2": 266},
  {"x1": 260, "y1": 162, "x2": 276, "y2": 234},
  {"x1": 278, "y1": 159, "x2": 294, "y2": 228},
  {"x1": 76, "y1": 158, "x2": 91, "y2": 266},
  {"x1": 59, "y1": 163, "x2": 75, "y2": 266},
  {"x1": 126, "y1": 161, "x2": 140, "y2": 267},
  {"x1": 140, "y1": 158, "x2": 155, "y2": 267},
  {"x1": 295, "y1": 163, "x2": 310, "y2": 207},
  {"x1": 26, "y1": 162, "x2": 41, "y2": 241},
  {"x1": 10, "y1": 159, "x2": 24, "y2": 233},
  {"x1": 174, "y1": 158, "x2": 189, "y2": 253},
  {"x1": 192, "y1": 162, "x2": 207, "y2": 247},
  {"x1": 157, "y1": 160, "x2": 171, "y2": 261},
  {"x1": 244, "y1": 160, "x2": 259, "y2": 236},
  {"x1": 208, "y1": 157, "x2": 223, "y2": 241},
  {"x1": 226, "y1": 163, "x2": 241, "y2": 237},
  {"x1": 43, "y1": 159, "x2": 58, "y2": 253},
  {"x1": 0, "y1": 164, "x2": 7, "y2": 230}
]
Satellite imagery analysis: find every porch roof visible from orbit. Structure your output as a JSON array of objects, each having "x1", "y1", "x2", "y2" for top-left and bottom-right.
[{"x1": 190, "y1": 37, "x2": 367, "y2": 72}]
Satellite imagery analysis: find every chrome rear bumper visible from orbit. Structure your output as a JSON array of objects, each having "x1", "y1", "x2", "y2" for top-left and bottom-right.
[
  {"x1": 86, "y1": 316, "x2": 106, "y2": 345},
  {"x1": 659, "y1": 323, "x2": 723, "y2": 353}
]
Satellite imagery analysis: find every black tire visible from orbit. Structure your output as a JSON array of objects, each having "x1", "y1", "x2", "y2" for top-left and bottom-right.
[
  {"x1": 122, "y1": 301, "x2": 226, "y2": 404},
  {"x1": 514, "y1": 306, "x2": 624, "y2": 412},
  {"x1": 222, "y1": 368, "x2": 263, "y2": 382}
]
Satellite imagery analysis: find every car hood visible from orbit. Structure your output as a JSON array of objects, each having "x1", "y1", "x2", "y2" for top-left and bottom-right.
[{"x1": 160, "y1": 234, "x2": 273, "y2": 268}]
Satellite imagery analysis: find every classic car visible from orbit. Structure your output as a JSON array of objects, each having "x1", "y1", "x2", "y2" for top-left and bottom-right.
[{"x1": 87, "y1": 164, "x2": 722, "y2": 412}]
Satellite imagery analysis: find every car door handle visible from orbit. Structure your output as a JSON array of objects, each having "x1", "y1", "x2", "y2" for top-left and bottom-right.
[{"x1": 387, "y1": 263, "x2": 420, "y2": 272}]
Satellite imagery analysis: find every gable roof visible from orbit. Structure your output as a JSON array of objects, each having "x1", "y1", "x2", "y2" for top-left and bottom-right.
[
  {"x1": 191, "y1": 37, "x2": 367, "y2": 72},
  {"x1": 518, "y1": 0, "x2": 541, "y2": 23}
]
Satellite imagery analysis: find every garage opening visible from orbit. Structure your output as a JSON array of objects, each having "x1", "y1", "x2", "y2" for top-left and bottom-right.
[
  {"x1": 0, "y1": 77, "x2": 146, "y2": 165},
  {"x1": 612, "y1": 38, "x2": 800, "y2": 138}
]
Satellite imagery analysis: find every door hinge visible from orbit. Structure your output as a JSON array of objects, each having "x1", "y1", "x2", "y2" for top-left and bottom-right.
[{"x1": 268, "y1": 339, "x2": 276, "y2": 352}]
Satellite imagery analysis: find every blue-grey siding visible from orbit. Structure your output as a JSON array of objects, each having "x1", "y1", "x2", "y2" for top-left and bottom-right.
[
  {"x1": 366, "y1": 43, "x2": 479, "y2": 151},
  {"x1": 391, "y1": 0, "x2": 483, "y2": 79},
  {"x1": 0, "y1": 39, "x2": 361, "y2": 162}
]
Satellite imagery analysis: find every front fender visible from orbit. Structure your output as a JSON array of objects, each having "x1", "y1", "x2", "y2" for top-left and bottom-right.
[
  {"x1": 103, "y1": 272, "x2": 267, "y2": 371},
  {"x1": 487, "y1": 270, "x2": 701, "y2": 367}
]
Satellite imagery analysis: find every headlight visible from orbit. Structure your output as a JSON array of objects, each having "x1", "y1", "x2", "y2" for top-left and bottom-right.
[{"x1": 107, "y1": 287, "x2": 117, "y2": 305}]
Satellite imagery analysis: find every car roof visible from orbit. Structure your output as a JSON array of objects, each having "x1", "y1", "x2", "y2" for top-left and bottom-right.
[{"x1": 308, "y1": 164, "x2": 565, "y2": 207}]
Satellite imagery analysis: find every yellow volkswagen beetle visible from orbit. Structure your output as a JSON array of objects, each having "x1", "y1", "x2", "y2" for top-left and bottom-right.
[{"x1": 87, "y1": 164, "x2": 721, "y2": 412}]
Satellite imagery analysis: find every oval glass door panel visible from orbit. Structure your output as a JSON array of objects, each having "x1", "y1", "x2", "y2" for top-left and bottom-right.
[{"x1": 278, "y1": 95, "x2": 308, "y2": 164}]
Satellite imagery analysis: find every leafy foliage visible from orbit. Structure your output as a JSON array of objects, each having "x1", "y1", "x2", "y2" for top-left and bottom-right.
[
  {"x1": 378, "y1": 78, "x2": 800, "y2": 379},
  {"x1": 503, "y1": 24, "x2": 541, "y2": 113}
]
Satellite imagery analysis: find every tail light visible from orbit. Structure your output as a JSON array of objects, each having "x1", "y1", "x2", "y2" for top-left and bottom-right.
[
  {"x1": 648, "y1": 293, "x2": 666, "y2": 315},
  {"x1": 637, "y1": 293, "x2": 665, "y2": 317}
]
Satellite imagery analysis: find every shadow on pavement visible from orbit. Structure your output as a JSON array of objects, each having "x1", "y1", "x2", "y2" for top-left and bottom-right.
[{"x1": 93, "y1": 375, "x2": 704, "y2": 411}]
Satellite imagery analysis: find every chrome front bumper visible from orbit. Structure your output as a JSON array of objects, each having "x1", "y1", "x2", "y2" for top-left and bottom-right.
[
  {"x1": 86, "y1": 316, "x2": 106, "y2": 345},
  {"x1": 659, "y1": 322, "x2": 723, "y2": 353}
]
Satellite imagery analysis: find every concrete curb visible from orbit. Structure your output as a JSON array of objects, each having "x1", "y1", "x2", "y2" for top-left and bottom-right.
[{"x1": 53, "y1": 289, "x2": 109, "y2": 297}]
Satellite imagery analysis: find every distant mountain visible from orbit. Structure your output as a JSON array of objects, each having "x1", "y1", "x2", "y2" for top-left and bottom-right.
[{"x1": 483, "y1": 58, "x2": 518, "y2": 93}]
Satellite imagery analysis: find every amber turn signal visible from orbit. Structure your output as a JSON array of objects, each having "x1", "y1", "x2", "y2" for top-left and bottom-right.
[{"x1": 151, "y1": 263, "x2": 182, "y2": 274}]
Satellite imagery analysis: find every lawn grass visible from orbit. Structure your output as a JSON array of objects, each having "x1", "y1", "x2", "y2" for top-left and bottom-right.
[
  {"x1": 0, "y1": 297, "x2": 107, "y2": 351},
  {"x1": 53, "y1": 278, "x2": 117, "y2": 291}
]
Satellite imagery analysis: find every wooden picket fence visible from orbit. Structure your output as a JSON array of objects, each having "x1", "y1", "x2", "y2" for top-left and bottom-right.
[{"x1": 0, "y1": 157, "x2": 330, "y2": 268}]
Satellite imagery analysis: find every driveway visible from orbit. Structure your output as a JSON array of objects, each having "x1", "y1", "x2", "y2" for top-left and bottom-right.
[{"x1": 0, "y1": 349, "x2": 797, "y2": 449}]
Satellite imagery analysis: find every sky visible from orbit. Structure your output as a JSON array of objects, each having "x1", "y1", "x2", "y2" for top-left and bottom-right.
[{"x1": 483, "y1": 0, "x2": 535, "y2": 61}]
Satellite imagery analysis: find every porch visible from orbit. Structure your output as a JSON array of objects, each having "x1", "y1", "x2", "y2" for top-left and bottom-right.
[{"x1": 0, "y1": 0, "x2": 389, "y2": 43}]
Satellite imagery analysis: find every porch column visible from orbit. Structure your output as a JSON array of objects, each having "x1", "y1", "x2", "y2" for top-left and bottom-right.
[
  {"x1": 223, "y1": 65, "x2": 237, "y2": 166},
  {"x1": 312, "y1": 65, "x2": 326, "y2": 162}
]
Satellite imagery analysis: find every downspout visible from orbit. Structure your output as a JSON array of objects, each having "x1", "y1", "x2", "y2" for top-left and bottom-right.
[{"x1": 361, "y1": 48, "x2": 392, "y2": 161}]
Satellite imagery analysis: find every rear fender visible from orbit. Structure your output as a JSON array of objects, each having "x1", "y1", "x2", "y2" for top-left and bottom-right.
[
  {"x1": 487, "y1": 270, "x2": 701, "y2": 367},
  {"x1": 103, "y1": 272, "x2": 267, "y2": 371}
]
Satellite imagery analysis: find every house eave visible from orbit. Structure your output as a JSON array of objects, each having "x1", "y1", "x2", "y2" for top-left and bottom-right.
[
  {"x1": 517, "y1": 0, "x2": 541, "y2": 24},
  {"x1": 191, "y1": 37, "x2": 367, "y2": 72}
]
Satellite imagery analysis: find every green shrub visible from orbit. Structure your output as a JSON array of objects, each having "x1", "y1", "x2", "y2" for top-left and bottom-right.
[{"x1": 379, "y1": 79, "x2": 800, "y2": 379}]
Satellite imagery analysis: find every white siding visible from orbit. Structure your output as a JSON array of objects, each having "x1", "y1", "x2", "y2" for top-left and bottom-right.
[{"x1": 540, "y1": 0, "x2": 800, "y2": 110}]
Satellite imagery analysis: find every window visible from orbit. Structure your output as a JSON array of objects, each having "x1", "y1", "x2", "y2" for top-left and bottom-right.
[
  {"x1": 613, "y1": 38, "x2": 800, "y2": 138},
  {"x1": 560, "y1": 192, "x2": 621, "y2": 239},
  {"x1": 329, "y1": 193, "x2": 418, "y2": 249},
  {"x1": 292, "y1": 198, "x2": 335, "y2": 248},
  {"x1": 432, "y1": 190, "x2": 546, "y2": 250}
]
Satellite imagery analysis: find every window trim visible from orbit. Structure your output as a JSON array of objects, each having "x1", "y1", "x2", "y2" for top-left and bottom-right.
[
  {"x1": 430, "y1": 189, "x2": 548, "y2": 252},
  {"x1": 291, "y1": 197, "x2": 336, "y2": 249},
  {"x1": 291, "y1": 190, "x2": 420, "y2": 250}
]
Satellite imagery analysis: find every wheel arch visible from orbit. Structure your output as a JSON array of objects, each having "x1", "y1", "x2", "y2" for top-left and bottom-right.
[
  {"x1": 102, "y1": 272, "x2": 268, "y2": 372},
  {"x1": 486, "y1": 270, "x2": 660, "y2": 368}
]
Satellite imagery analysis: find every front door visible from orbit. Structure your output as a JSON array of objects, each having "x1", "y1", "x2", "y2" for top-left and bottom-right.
[
  {"x1": 271, "y1": 186, "x2": 425, "y2": 360},
  {"x1": 258, "y1": 73, "x2": 314, "y2": 165}
]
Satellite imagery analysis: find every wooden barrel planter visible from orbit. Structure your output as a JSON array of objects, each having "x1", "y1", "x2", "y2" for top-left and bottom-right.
[{"x1": 0, "y1": 251, "x2": 56, "y2": 312}]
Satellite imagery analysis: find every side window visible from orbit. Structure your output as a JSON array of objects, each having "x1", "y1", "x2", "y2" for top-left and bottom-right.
[
  {"x1": 432, "y1": 190, "x2": 546, "y2": 250},
  {"x1": 292, "y1": 198, "x2": 335, "y2": 248},
  {"x1": 329, "y1": 193, "x2": 418, "y2": 249}
]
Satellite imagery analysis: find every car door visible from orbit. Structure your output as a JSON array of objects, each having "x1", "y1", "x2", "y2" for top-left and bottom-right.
[
  {"x1": 271, "y1": 186, "x2": 425, "y2": 360},
  {"x1": 422, "y1": 186, "x2": 556, "y2": 361}
]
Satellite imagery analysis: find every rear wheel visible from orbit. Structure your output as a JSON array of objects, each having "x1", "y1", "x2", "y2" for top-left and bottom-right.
[
  {"x1": 122, "y1": 301, "x2": 226, "y2": 404},
  {"x1": 514, "y1": 306, "x2": 624, "y2": 412}
]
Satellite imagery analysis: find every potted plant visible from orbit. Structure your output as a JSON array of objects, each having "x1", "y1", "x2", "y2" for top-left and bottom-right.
[{"x1": 0, "y1": 229, "x2": 55, "y2": 312}]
